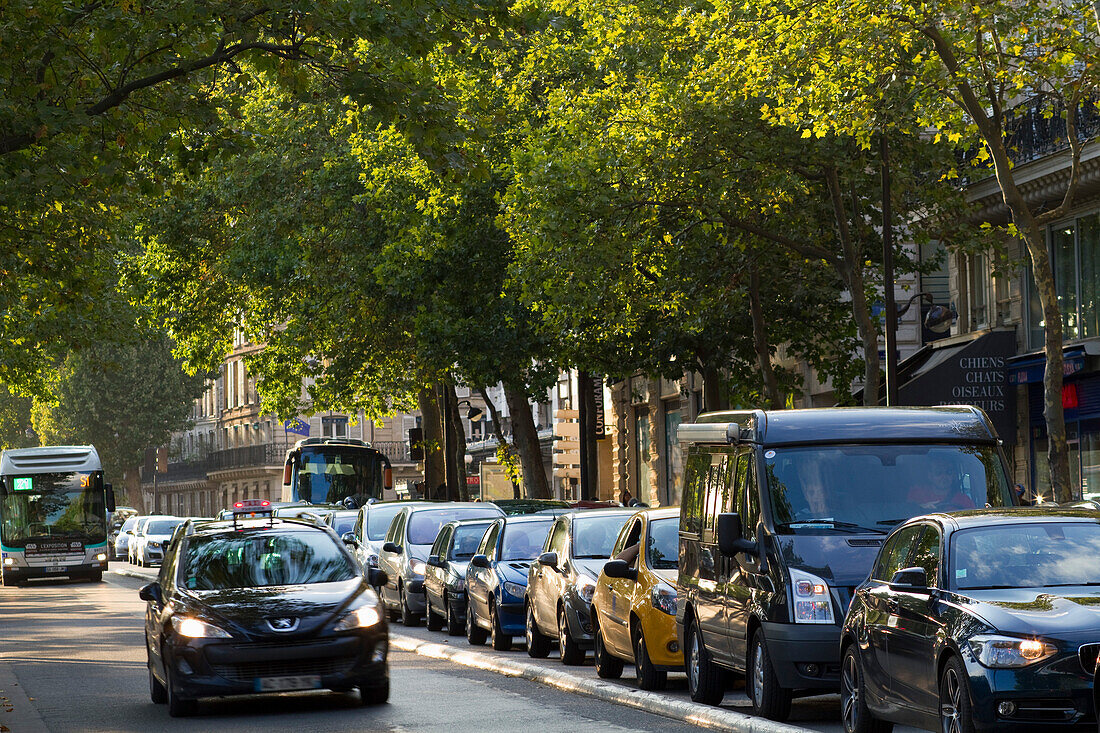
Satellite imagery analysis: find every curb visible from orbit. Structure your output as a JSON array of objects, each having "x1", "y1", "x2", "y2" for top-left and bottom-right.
[
  {"x1": 389, "y1": 634, "x2": 812, "y2": 733},
  {"x1": 0, "y1": 662, "x2": 50, "y2": 733}
]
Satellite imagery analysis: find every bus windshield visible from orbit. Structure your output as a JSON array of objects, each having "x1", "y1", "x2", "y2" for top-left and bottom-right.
[
  {"x1": 294, "y1": 448, "x2": 385, "y2": 506},
  {"x1": 1, "y1": 471, "x2": 107, "y2": 546}
]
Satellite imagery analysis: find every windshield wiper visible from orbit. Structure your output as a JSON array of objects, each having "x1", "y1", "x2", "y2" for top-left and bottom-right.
[
  {"x1": 877, "y1": 518, "x2": 909, "y2": 526},
  {"x1": 1038, "y1": 582, "x2": 1100, "y2": 588},
  {"x1": 960, "y1": 585, "x2": 1019, "y2": 590},
  {"x1": 776, "y1": 520, "x2": 886, "y2": 535},
  {"x1": 573, "y1": 554, "x2": 611, "y2": 559}
]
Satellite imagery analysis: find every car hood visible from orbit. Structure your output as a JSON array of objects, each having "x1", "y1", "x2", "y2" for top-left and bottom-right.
[
  {"x1": 950, "y1": 587, "x2": 1100, "y2": 637},
  {"x1": 182, "y1": 578, "x2": 367, "y2": 638},
  {"x1": 496, "y1": 560, "x2": 533, "y2": 584},
  {"x1": 571, "y1": 558, "x2": 611, "y2": 581},
  {"x1": 774, "y1": 535, "x2": 883, "y2": 586}
]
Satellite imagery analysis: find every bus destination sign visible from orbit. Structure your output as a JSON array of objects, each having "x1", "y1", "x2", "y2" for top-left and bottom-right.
[{"x1": 13, "y1": 477, "x2": 32, "y2": 492}]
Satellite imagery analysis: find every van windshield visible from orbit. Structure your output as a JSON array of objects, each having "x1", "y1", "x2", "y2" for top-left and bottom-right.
[{"x1": 764, "y1": 444, "x2": 1012, "y2": 534}]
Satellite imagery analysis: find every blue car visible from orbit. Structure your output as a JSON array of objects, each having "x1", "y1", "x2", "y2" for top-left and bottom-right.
[
  {"x1": 466, "y1": 514, "x2": 556, "y2": 651},
  {"x1": 843, "y1": 508, "x2": 1100, "y2": 733}
]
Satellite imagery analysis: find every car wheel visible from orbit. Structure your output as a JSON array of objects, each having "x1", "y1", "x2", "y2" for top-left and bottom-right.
[
  {"x1": 446, "y1": 594, "x2": 463, "y2": 636},
  {"x1": 466, "y1": 598, "x2": 488, "y2": 645},
  {"x1": 939, "y1": 656, "x2": 974, "y2": 733},
  {"x1": 490, "y1": 601, "x2": 511, "y2": 651},
  {"x1": 163, "y1": 646, "x2": 197, "y2": 718},
  {"x1": 558, "y1": 606, "x2": 585, "y2": 666},
  {"x1": 841, "y1": 644, "x2": 892, "y2": 733},
  {"x1": 748, "y1": 628, "x2": 792, "y2": 721},
  {"x1": 425, "y1": 594, "x2": 444, "y2": 632},
  {"x1": 359, "y1": 679, "x2": 390, "y2": 706},
  {"x1": 399, "y1": 586, "x2": 420, "y2": 627},
  {"x1": 526, "y1": 603, "x2": 551, "y2": 658},
  {"x1": 634, "y1": 629, "x2": 666, "y2": 690},
  {"x1": 148, "y1": 644, "x2": 167, "y2": 705},
  {"x1": 593, "y1": 624, "x2": 624, "y2": 679},
  {"x1": 686, "y1": 618, "x2": 725, "y2": 705}
]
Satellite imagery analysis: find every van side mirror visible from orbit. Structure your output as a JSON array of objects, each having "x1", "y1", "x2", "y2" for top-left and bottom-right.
[
  {"x1": 717, "y1": 513, "x2": 758, "y2": 557},
  {"x1": 470, "y1": 554, "x2": 491, "y2": 569},
  {"x1": 891, "y1": 566, "x2": 928, "y2": 589},
  {"x1": 603, "y1": 559, "x2": 638, "y2": 582}
]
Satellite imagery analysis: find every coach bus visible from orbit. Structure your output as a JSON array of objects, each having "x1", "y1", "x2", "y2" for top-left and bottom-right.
[
  {"x1": 281, "y1": 437, "x2": 393, "y2": 507},
  {"x1": 0, "y1": 445, "x2": 116, "y2": 585}
]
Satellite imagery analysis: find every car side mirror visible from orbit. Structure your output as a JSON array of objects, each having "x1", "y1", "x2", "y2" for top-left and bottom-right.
[
  {"x1": 470, "y1": 554, "x2": 491, "y2": 569},
  {"x1": 341, "y1": 532, "x2": 356, "y2": 546},
  {"x1": 427, "y1": 554, "x2": 444, "y2": 568},
  {"x1": 138, "y1": 582, "x2": 162, "y2": 605},
  {"x1": 603, "y1": 559, "x2": 638, "y2": 582},
  {"x1": 382, "y1": 542, "x2": 402, "y2": 554},
  {"x1": 368, "y1": 567, "x2": 389, "y2": 587},
  {"x1": 537, "y1": 551, "x2": 559, "y2": 570},
  {"x1": 717, "y1": 512, "x2": 758, "y2": 557},
  {"x1": 891, "y1": 566, "x2": 928, "y2": 589}
]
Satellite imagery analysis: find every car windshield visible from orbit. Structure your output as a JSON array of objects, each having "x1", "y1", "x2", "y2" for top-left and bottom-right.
[
  {"x1": 120, "y1": 517, "x2": 137, "y2": 532},
  {"x1": 408, "y1": 508, "x2": 501, "y2": 545},
  {"x1": 181, "y1": 530, "x2": 356, "y2": 590},
  {"x1": 765, "y1": 444, "x2": 1013, "y2": 534},
  {"x1": 500, "y1": 520, "x2": 554, "y2": 561},
  {"x1": 951, "y1": 521, "x2": 1100, "y2": 590},
  {"x1": 366, "y1": 505, "x2": 405, "y2": 541},
  {"x1": 646, "y1": 517, "x2": 679, "y2": 570},
  {"x1": 145, "y1": 519, "x2": 183, "y2": 535},
  {"x1": 572, "y1": 514, "x2": 632, "y2": 559},
  {"x1": 451, "y1": 523, "x2": 491, "y2": 559}
]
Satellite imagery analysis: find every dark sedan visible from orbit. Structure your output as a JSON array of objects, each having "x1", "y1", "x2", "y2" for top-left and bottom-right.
[
  {"x1": 139, "y1": 504, "x2": 389, "y2": 717},
  {"x1": 423, "y1": 517, "x2": 496, "y2": 635},
  {"x1": 842, "y1": 508, "x2": 1100, "y2": 733}
]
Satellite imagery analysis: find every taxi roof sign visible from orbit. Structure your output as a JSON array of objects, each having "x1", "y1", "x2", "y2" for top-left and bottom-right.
[{"x1": 232, "y1": 499, "x2": 271, "y2": 512}]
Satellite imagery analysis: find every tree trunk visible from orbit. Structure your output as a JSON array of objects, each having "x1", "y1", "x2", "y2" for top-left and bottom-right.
[
  {"x1": 417, "y1": 386, "x2": 446, "y2": 500},
  {"x1": 443, "y1": 381, "x2": 469, "y2": 501},
  {"x1": 504, "y1": 384, "x2": 551, "y2": 498},
  {"x1": 700, "y1": 363, "x2": 727, "y2": 412},
  {"x1": 479, "y1": 387, "x2": 521, "y2": 499},
  {"x1": 846, "y1": 264, "x2": 882, "y2": 406},
  {"x1": 748, "y1": 262, "x2": 784, "y2": 409}
]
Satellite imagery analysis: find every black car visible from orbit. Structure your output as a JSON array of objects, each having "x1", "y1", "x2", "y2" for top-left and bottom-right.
[
  {"x1": 843, "y1": 508, "x2": 1100, "y2": 733},
  {"x1": 139, "y1": 501, "x2": 390, "y2": 717},
  {"x1": 423, "y1": 517, "x2": 497, "y2": 635}
]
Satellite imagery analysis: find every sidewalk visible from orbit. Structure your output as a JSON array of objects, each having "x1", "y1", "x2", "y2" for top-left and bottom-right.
[{"x1": 0, "y1": 662, "x2": 49, "y2": 733}]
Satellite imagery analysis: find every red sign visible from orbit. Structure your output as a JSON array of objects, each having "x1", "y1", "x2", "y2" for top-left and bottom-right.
[{"x1": 466, "y1": 476, "x2": 481, "y2": 485}]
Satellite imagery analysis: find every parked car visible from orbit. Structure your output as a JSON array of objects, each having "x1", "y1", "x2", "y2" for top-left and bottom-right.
[
  {"x1": 592, "y1": 506, "x2": 681, "y2": 689},
  {"x1": 378, "y1": 502, "x2": 504, "y2": 626},
  {"x1": 113, "y1": 515, "x2": 140, "y2": 562},
  {"x1": 352, "y1": 501, "x2": 422, "y2": 580},
  {"x1": 138, "y1": 500, "x2": 389, "y2": 717},
  {"x1": 323, "y1": 509, "x2": 359, "y2": 544},
  {"x1": 466, "y1": 514, "x2": 557, "y2": 650},
  {"x1": 525, "y1": 508, "x2": 634, "y2": 664},
  {"x1": 674, "y1": 407, "x2": 1019, "y2": 721},
  {"x1": 128, "y1": 516, "x2": 153, "y2": 564},
  {"x1": 134, "y1": 516, "x2": 186, "y2": 566},
  {"x1": 843, "y1": 508, "x2": 1100, "y2": 733},
  {"x1": 423, "y1": 518, "x2": 497, "y2": 635},
  {"x1": 489, "y1": 499, "x2": 572, "y2": 516}
]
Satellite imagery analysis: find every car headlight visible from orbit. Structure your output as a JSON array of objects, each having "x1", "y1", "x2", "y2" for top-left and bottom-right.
[
  {"x1": 651, "y1": 584, "x2": 677, "y2": 616},
  {"x1": 410, "y1": 559, "x2": 427, "y2": 576},
  {"x1": 451, "y1": 575, "x2": 466, "y2": 592},
  {"x1": 502, "y1": 581, "x2": 526, "y2": 600},
  {"x1": 334, "y1": 605, "x2": 384, "y2": 631},
  {"x1": 171, "y1": 616, "x2": 231, "y2": 639},
  {"x1": 968, "y1": 635, "x2": 1058, "y2": 668},
  {"x1": 148, "y1": 541, "x2": 161, "y2": 549},
  {"x1": 574, "y1": 573, "x2": 597, "y2": 605},
  {"x1": 789, "y1": 567, "x2": 834, "y2": 624}
]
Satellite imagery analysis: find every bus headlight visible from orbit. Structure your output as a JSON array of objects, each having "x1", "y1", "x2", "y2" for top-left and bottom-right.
[
  {"x1": 172, "y1": 616, "x2": 232, "y2": 639},
  {"x1": 96, "y1": 553, "x2": 107, "y2": 562},
  {"x1": 3, "y1": 557, "x2": 12, "y2": 566},
  {"x1": 789, "y1": 568, "x2": 835, "y2": 624},
  {"x1": 334, "y1": 605, "x2": 383, "y2": 630}
]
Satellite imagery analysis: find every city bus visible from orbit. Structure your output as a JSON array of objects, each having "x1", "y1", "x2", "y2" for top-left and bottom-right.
[
  {"x1": 281, "y1": 438, "x2": 393, "y2": 507},
  {"x1": 0, "y1": 445, "x2": 116, "y2": 585}
]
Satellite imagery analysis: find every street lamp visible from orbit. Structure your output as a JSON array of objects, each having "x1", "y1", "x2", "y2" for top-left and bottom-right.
[
  {"x1": 457, "y1": 400, "x2": 484, "y2": 421},
  {"x1": 896, "y1": 292, "x2": 958, "y2": 334}
]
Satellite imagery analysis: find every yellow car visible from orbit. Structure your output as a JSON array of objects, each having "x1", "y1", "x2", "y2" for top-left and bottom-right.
[{"x1": 591, "y1": 506, "x2": 681, "y2": 689}]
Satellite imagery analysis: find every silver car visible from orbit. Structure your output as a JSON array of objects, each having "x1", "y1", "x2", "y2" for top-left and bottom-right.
[
  {"x1": 113, "y1": 516, "x2": 139, "y2": 560},
  {"x1": 352, "y1": 501, "x2": 423, "y2": 577}
]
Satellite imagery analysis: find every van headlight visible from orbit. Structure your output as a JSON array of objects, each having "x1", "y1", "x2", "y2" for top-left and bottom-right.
[
  {"x1": 172, "y1": 616, "x2": 231, "y2": 638},
  {"x1": 968, "y1": 635, "x2": 1057, "y2": 668},
  {"x1": 789, "y1": 568, "x2": 834, "y2": 624},
  {"x1": 334, "y1": 605, "x2": 383, "y2": 630}
]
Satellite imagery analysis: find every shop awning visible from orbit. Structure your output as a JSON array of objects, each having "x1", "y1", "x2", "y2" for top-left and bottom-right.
[{"x1": 1007, "y1": 346, "x2": 1089, "y2": 384}]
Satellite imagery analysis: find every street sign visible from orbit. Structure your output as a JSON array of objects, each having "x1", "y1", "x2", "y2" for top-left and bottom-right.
[
  {"x1": 554, "y1": 422, "x2": 581, "y2": 439},
  {"x1": 554, "y1": 409, "x2": 580, "y2": 420}
]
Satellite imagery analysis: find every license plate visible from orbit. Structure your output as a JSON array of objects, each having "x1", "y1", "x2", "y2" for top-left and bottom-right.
[
  {"x1": 254, "y1": 675, "x2": 322, "y2": 692},
  {"x1": 44, "y1": 566, "x2": 65, "y2": 573}
]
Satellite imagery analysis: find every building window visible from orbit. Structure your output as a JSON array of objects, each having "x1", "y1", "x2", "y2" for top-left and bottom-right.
[
  {"x1": 322, "y1": 416, "x2": 348, "y2": 439},
  {"x1": 1028, "y1": 211, "x2": 1100, "y2": 349},
  {"x1": 967, "y1": 251, "x2": 990, "y2": 330},
  {"x1": 634, "y1": 407, "x2": 652, "y2": 504},
  {"x1": 663, "y1": 402, "x2": 683, "y2": 505}
]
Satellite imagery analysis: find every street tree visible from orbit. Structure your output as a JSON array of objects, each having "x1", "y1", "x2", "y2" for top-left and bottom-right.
[{"x1": 726, "y1": 0, "x2": 1100, "y2": 500}]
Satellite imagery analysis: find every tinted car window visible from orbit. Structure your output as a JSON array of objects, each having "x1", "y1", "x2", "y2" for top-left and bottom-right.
[
  {"x1": 873, "y1": 525, "x2": 923, "y2": 581},
  {"x1": 181, "y1": 530, "x2": 356, "y2": 590},
  {"x1": 328, "y1": 514, "x2": 357, "y2": 536},
  {"x1": 547, "y1": 521, "x2": 568, "y2": 554},
  {"x1": 680, "y1": 452, "x2": 710, "y2": 535},
  {"x1": 910, "y1": 525, "x2": 941, "y2": 586},
  {"x1": 408, "y1": 508, "x2": 499, "y2": 545},
  {"x1": 501, "y1": 520, "x2": 553, "y2": 561},
  {"x1": 646, "y1": 517, "x2": 679, "y2": 570},
  {"x1": 572, "y1": 515, "x2": 632, "y2": 559},
  {"x1": 369, "y1": 504, "x2": 406, "y2": 541},
  {"x1": 451, "y1": 523, "x2": 490, "y2": 559},
  {"x1": 951, "y1": 522, "x2": 1100, "y2": 590}
]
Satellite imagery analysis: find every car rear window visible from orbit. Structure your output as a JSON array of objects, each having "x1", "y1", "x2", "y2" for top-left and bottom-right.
[
  {"x1": 407, "y1": 508, "x2": 502, "y2": 545},
  {"x1": 181, "y1": 530, "x2": 356, "y2": 590}
]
